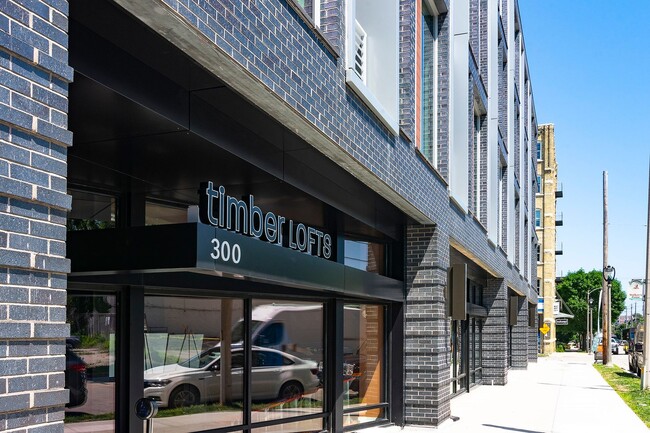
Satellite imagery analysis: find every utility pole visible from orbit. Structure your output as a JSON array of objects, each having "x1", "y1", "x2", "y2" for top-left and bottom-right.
[
  {"x1": 603, "y1": 171, "x2": 611, "y2": 365},
  {"x1": 642, "y1": 159, "x2": 650, "y2": 389}
]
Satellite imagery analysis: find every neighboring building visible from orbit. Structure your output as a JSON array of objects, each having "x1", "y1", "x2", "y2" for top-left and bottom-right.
[
  {"x1": 0, "y1": 0, "x2": 539, "y2": 432},
  {"x1": 535, "y1": 124, "x2": 563, "y2": 353}
]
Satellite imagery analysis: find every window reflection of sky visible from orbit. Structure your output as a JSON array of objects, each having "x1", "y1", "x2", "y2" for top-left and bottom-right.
[{"x1": 344, "y1": 240, "x2": 369, "y2": 271}]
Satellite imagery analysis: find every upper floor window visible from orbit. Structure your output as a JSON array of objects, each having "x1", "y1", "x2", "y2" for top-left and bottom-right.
[
  {"x1": 420, "y1": 0, "x2": 439, "y2": 166},
  {"x1": 474, "y1": 114, "x2": 483, "y2": 216},
  {"x1": 344, "y1": 239, "x2": 386, "y2": 275},
  {"x1": 536, "y1": 175, "x2": 542, "y2": 194},
  {"x1": 536, "y1": 141, "x2": 542, "y2": 160},
  {"x1": 497, "y1": 163, "x2": 505, "y2": 247},
  {"x1": 67, "y1": 189, "x2": 117, "y2": 231},
  {"x1": 535, "y1": 209, "x2": 541, "y2": 227},
  {"x1": 294, "y1": 0, "x2": 321, "y2": 27},
  {"x1": 145, "y1": 200, "x2": 188, "y2": 226},
  {"x1": 345, "y1": 0, "x2": 399, "y2": 135}
]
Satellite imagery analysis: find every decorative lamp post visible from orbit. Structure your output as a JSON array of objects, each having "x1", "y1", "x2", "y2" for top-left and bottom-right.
[
  {"x1": 586, "y1": 288, "x2": 600, "y2": 354},
  {"x1": 603, "y1": 265, "x2": 616, "y2": 365},
  {"x1": 588, "y1": 297, "x2": 594, "y2": 352}
]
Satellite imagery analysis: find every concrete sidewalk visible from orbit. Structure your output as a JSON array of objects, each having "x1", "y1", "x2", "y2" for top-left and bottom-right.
[{"x1": 363, "y1": 352, "x2": 648, "y2": 432}]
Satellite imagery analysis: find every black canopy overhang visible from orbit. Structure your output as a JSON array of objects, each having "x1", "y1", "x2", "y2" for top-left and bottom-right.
[{"x1": 68, "y1": 223, "x2": 404, "y2": 302}]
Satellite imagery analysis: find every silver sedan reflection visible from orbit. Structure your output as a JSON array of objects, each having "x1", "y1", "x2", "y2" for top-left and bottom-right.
[{"x1": 144, "y1": 346, "x2": 320, "y2": 408}]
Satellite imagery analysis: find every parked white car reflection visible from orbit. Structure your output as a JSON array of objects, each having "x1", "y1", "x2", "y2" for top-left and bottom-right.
[{"x1": 144, "y1": 346, "x2": 320, "y2": 408}]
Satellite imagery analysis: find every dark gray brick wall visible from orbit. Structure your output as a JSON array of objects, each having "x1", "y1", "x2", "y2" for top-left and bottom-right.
[
  {"x1": 0, "y1": 0, "x2": 72, "y2": 431},
  {"x1": 498, "y1": 26, "x2": 507, "y2": 147},
  {"x1": 404, "y1": 225, "x2": 450, "y2": 426},
  {"x1": 437, "y1": 12, "x2": 450, "y2": 181},
  {"x1": 529, "y1": 308, "x2": 539, "y2": 362},
  {"x1": 468, "y1": 74, "x2": 476, "y2": 216},
  {"x1": 479, "y1": 115, "x2": 488, "y2": 227},
  {"x1": 511, "y1": 296, "x2": 528, "y2": 369},
  {"x1": 319, "y1": 0, "x2": 342, "y2": 53},
  {"x1": 399, "y1": 0, "x2": 415, "y2": 141},
  {"x1": 483, "y1": 278, "x2": 508, "y2": 385}
]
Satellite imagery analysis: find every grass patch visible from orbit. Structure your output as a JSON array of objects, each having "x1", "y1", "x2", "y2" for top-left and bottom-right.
[{"x1": 594, "y1": 364, "x2": 650, "y2": 427}]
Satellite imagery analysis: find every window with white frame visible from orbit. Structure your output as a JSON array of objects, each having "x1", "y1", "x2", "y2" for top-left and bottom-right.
[
  {"x1": 345, "y1": 0, "x2": 399, "y2": 135},
  {"x1": 535, "y1": 208, "x2": 541, "y2": 227},
  {"x1": 536, "y1": 244, "x2": 541, "y2": 263},
  {"x1": 421, "y1": 0, "x2": 439, "y2": 166},
  {"x1": 294, "y1": 0, "x2": 321, "y2": 26},
  {"x1": 536, "y1": 140, "x2": 542, "y2": 160},
  {"x1": 536, "y1": 175, "x2": 542, "y2": 194}
]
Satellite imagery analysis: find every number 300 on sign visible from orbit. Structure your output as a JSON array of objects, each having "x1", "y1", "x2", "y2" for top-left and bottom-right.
[{"x1": 210, "y1": 238, "x2": 241, "y2": 264}]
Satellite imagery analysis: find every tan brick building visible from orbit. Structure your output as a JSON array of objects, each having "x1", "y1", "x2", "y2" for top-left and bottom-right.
[{"x1": 536, "y1": 124, "x2": 563, "y2": 353}]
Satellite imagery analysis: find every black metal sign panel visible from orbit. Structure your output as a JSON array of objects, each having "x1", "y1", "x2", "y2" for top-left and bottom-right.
[
  {"x1": 195, "y1": 223, "x2": 344, "y2": 290},
  {"x1": 68, "y1": 223, "x2": 403, "y2": 301}
]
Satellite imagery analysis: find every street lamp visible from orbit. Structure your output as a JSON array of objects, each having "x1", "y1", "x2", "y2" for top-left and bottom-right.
[
  {"x1": 603, "y1": 265, "x2": 616, "y2": 365},
  {"x1": 589, "y1": 298, "x2": 594, "y2": 352},
  {"x1": 604, "y1": 265, "x2": 616, "y2": 284},
  {"x1": 586, "y1": 288, "x2": 600, "y2": 353}
]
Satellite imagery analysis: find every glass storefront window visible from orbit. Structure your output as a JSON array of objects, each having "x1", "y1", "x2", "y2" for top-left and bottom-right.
[
  {"x1": 145, "y1": 201, "x2": 189, "y2": 226},
  {"x1": 343, "y1": 304, "x2": 385, "y2": 428},
  {"x1": 344, "y1": 240, "x2": 386, "y2": 275},
  {"x1": 249, "y1": 300, "x2": 324, "y2": 427},
  {"x1": 143, "y1": 296, "x2": 244, "y2": 432},
  {"x1": 65, "y1": 293, "x2": 117, "y2": 432},
  {"x1": 67, "y1": 190, "x2": 116, "y2": 231},
  {"x1": 450, "y1": 319, "x2": 468, "y2": 395},
  {"x1": 471, "y1": 318, "x2": 483, "y2": 384}
]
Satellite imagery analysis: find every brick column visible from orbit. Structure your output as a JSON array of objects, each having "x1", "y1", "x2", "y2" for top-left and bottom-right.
[
  {"x1": 511, "y1": 296, "x2": 528, "y2": 369},
  {"x1": 529, "y1": 307, "x2": 539, "y2": 362},
  {"x1": 404, "y1": 225, "x2": 450, "y2": 426},
  {"x1": 483, "y1": 278, "x2": 508, "y2": 385},
  {"x1": 0, "y1": 1, "x2": 73, "y2": 431}
]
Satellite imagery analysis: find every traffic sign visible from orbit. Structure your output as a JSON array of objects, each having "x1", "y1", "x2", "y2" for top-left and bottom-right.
[
  {"x1": 540, "y1": 323, "x2": 550, "y2": 335},
  {"x1": 556, "y1": 318, "x2": 568, "y2": 325}
]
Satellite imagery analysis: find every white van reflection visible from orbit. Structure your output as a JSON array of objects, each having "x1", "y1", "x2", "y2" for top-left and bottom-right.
[
  {"x1": 231, "y1": 304, "x2": 324, "y2": 356},
  {"x1": 143, "y1": 345, "x2": 320, "y2": 408}
]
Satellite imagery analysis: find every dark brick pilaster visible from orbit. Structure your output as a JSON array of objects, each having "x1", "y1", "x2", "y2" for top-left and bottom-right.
[
  {"x1": 511, "y1": 296, "x2": 528, "y2": 369},
  {"x1": 0, "y1": 1, "x2": 72, "y2": 430},
  {"x1": 529, "y1": 308, "x2": 539, "y2": 362},
  {"x1": 483, "y1": 278, "x2": 508, "y2": 385},
  {"x1": 404, "y1": 225, "x2": 450, "y2": 426}
]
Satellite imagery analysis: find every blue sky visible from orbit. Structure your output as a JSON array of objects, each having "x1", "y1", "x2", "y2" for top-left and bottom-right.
[{"x1": 519, "y1": 1, "x2": 650, "y2": 316}]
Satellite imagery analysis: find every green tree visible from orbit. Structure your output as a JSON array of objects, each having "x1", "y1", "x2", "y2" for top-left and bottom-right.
[{"x1": 555, "y1": 269, "x2": 625, "y2": 346}]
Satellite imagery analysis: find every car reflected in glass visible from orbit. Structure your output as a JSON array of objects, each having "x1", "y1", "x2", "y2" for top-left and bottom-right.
[
  {"x1": 144, "y1": 346, "x2": 320, "y2": 408},
  {"x1": 65, "y1": 348, "x2": 88, "y2": 408}
]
